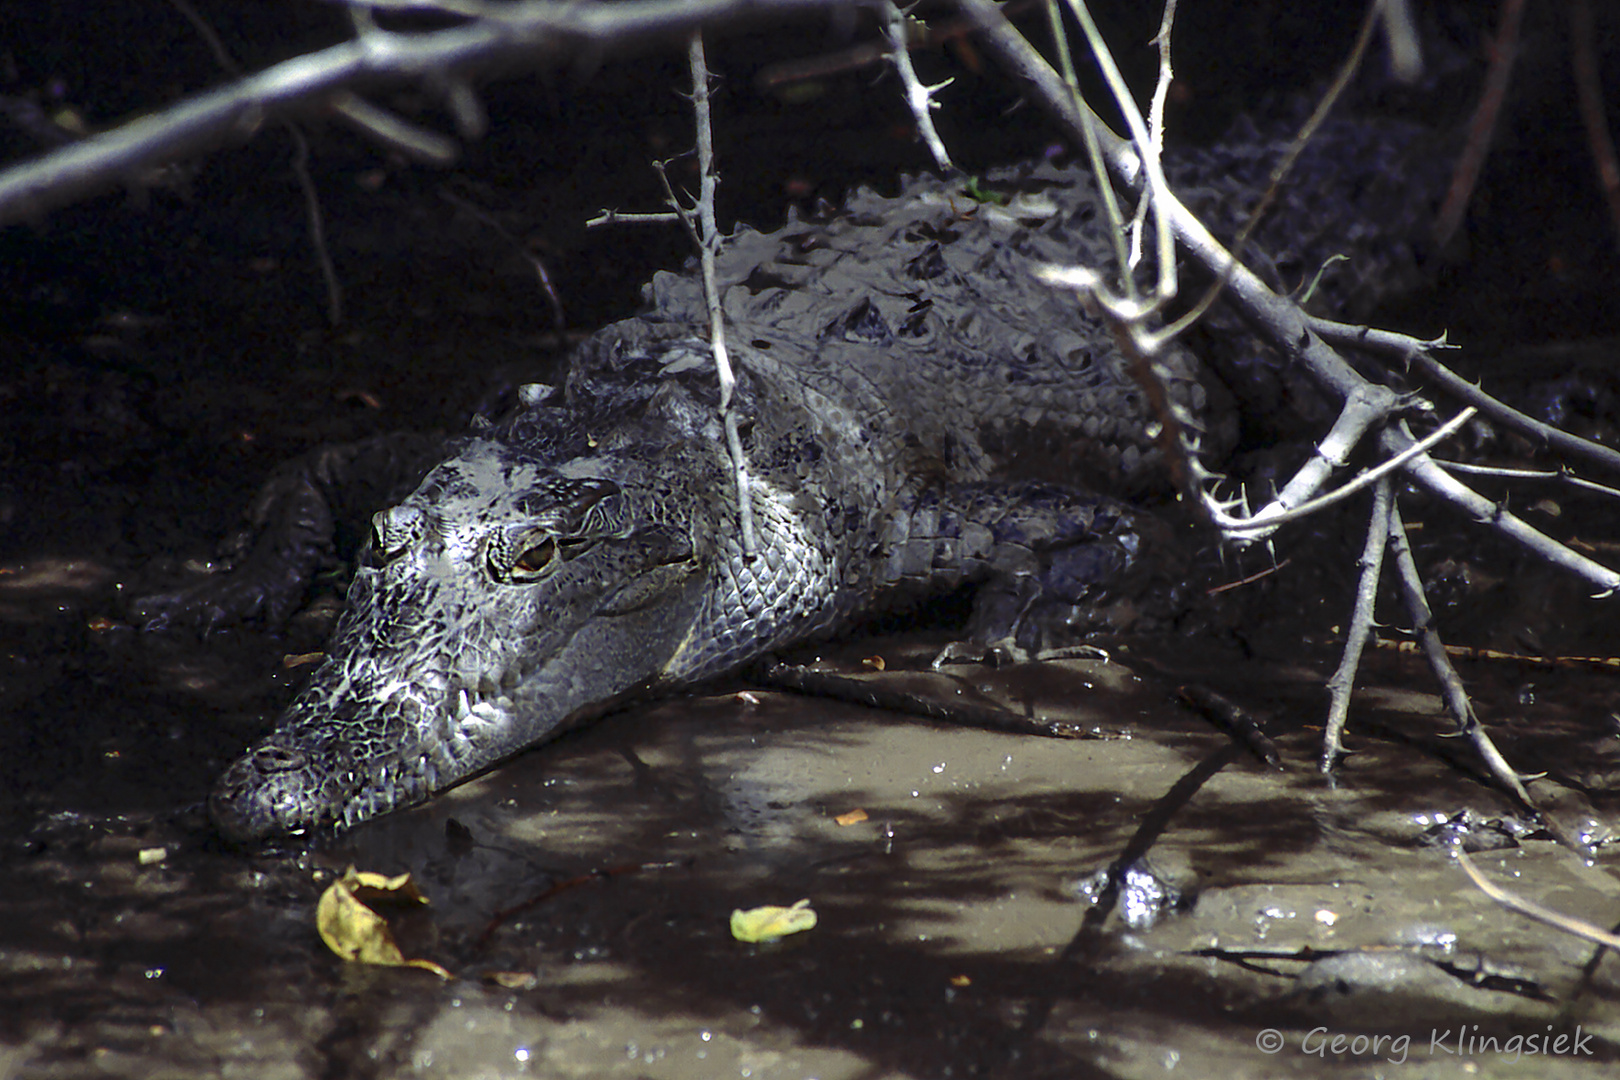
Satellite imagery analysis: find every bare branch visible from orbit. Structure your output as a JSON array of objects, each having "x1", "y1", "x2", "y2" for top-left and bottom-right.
[
  {"x1": 1385, "y1": 499, "x2": 1535, "y2": 808},
  {"x1": 1384, "y1": 421, "x2": 1620, "y2": 596},
  {"x1": 882, "y1": 1, "x2": 956, "y2": 174},
  {"x1": 686, "y1": 34, "x2": 758, "y2": 558},
  {"x1": 958, "y1": 0, "x2": 1620, "y2": 609},
  {"x1": 1210, "y1": 407, "x2": 1476, "y2": 541},
  {"x1": 1455, "y1": 844, "x2": 1620, "y2": 949},
  {"x1": 1126, "y1": 0, "x2": 1177, "y2": 272},
  {"x1": 1321, "y1": 476, "x2": 1393, "y2": 769},
  {"x1": 1308, "y1": 317, "x2": 1620, "y2": 478},
  {"x1": 0, "y1": 0, "x2": 852, "y2": 227},
  {"x1": 1433, "y1": 0, "x2": 1526, "y2": 249}
]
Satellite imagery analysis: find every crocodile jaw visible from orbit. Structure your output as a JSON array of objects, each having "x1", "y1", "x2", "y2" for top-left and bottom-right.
[{"x1": 209, "y1": 441, "x2": 708, "y2": 843}]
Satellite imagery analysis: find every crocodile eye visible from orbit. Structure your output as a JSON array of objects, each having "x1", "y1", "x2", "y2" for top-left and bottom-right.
[{"x1": 511, "y1": 538, "x2": 557, "y2": 580}]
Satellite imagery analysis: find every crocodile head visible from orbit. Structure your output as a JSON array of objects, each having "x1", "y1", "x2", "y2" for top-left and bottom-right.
[{"x1": 209, "y1": 439, "x2": 708, "y2": 842}]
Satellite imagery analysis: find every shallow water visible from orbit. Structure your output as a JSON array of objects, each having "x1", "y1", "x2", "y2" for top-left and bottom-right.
[{"x1": 5, "y1": 589, "x2": 1620, "y2": 1079}]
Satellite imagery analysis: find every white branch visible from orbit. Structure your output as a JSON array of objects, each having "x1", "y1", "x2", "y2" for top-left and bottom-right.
[{"x1": 0, "y1": 0, "x2": 853, "y2": 227}]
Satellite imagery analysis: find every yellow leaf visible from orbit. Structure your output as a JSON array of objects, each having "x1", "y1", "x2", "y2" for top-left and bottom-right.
[
  {"x1": 484, "y1": 970, "x2": 540, "y2": 990},
  {"x1": 316, "y1": 867, "x2": 451, "y2": 978},
  {"x1": 731, "y1": 898, "x2": 817, "y2": 943},
  {"x1": 834, "y1": 808, "x2": 869, "y2": 826}
]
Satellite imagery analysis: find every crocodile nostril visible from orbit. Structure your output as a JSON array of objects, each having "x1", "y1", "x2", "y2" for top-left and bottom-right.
[{"x1": 251, "y1": 745, "x2": 306, "y2": 772}]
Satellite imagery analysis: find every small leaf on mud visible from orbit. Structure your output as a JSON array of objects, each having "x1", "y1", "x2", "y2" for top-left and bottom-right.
[
  {"x1": 834, "y1": 808, "x2": 869, "y2": 826},
  {"x1": 316, "y1": 867, "x2": 452, "y2": 978},
  {"x1": 731, "y1": 898, "x2": 817, "y2": 943},
  {"x1": 861, "y1": 655, "x2": 886, "y2": 671},
  {"x1": 484, "y1": 970, "x2": 539, "y2": 990}
]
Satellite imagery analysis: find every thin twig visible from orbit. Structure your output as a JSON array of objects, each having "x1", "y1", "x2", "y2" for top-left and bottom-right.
[
  {"x1": 1057, "y1": 0, "x2": 1176, "y2": 321},
  {"x1": 1204, "y1": 557, "x2": 1289, "y2": 595},
  {"x1": 1384, "y1": 422, "x2": 1620, "y2": 596},
  {"x1": 1127, "y1": 0, "x2": 1177, "y2": 272},
  {"x1": 168, "y1": 0, "x2": 342, "y2": 324},
  {"x1": 686, "y1": 33, "x2": 757, "y2": 558},
  {"x1": 1044, "y1": 0, "x2": 1134, "y2": 301},
  {"x1": 882, "y1": 1, "x2": 956, "y2": 174},
  {"x1": 585, "y1": 208, "x2": 683, "y2": 227},
  {"x1": 1432, "y1": 461, "x2": 1620, "y2": 504},
  {"x1": 327, "y1": 91, "x2": 460, "y2": 164},
  {"x1": 1385, "y1": 498, "x2": 1533, "y2": 806},
  {"x1": 438, "y1": 188, "x2": 566, "y2": 331},
  {"x1": 1455, "y1": 844, "x2": 1620, "y2": 949},
  {"x1": 1433, "y1": 0, "x2": 1526, "y2": 249},
  {"x1": 1154, "y1": 0, "x2": 1385, "y2": 346},
  {"x1": 288, "y1": 127, "x2": 344, "y2": 325},
  {"x1": 1208, "y1": 406, "x2": 1476, "y2": 540},
  {"x1": 1375, "y1": 636, "x2": 1620, "y2": 672},
  {"x1": 1307, "y1": 317, "x2": 1620, "y2": 479},
  {"x1": 1321, "y1": 475, "x2": 1393, "y2": 770},
  {"x1": 651, "y1": 158, "x2": 702, "y2": 248},
  {"x1": 1568, "y1": 0, "x2": 1620, "y2": 254}
]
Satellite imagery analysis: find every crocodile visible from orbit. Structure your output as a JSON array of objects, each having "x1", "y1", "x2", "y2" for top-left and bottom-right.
[{"x1": 155, "y1": 112, "x2": 1439, "y2": 843}]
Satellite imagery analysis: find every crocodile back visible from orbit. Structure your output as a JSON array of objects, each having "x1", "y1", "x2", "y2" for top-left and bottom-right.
[{"x1": 640, "y1": 160, "x2": 1227, "y2": 502}]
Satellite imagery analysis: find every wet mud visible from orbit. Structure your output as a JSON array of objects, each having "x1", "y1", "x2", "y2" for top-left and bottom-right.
[{"x1": 5, "y1": 617, "x2": 1620, "y2": 1079}]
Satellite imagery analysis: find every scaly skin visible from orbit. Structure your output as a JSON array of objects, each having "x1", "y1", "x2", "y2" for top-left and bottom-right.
[{"x1": 204, "y1": 114, "x2": 1439, "y2": 841}]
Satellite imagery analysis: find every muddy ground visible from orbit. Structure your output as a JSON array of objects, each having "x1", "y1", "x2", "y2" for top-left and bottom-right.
[{"x1": 5, "y1": 4, "x2": 1620, "y2": 1078}]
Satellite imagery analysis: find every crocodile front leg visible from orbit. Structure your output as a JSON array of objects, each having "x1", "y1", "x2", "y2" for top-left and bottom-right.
[
  {"x1": 876, "y1": 480, "x2": 1184, "y2": 667},
  {"x1": 135, "y1": 432, "x2": 447, "y2": 631}
]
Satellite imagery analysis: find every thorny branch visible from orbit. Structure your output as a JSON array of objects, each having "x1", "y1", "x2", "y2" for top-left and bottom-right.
[
  {"x1": 882, "y1": 1, "x2": 956, "y2": 175},
  {"x1": 1384, "y1": 498, "x2": 1539, "y2": 812},
  {"x1": 1321, "y1": 475, "x2": 1392, "y2": 767},
  {"x1": 644, "y1": 37, "x2": 759, "y2": 558},
  {"x1": 956, "y1": 0, "x2": 1618, "y2": 836},
  {"x1": 1126, "y1": 0, "x2": 1177, "y2": 272},
  {"x1": 685, "y1": 34, "x2": 759, "y2": 558}
]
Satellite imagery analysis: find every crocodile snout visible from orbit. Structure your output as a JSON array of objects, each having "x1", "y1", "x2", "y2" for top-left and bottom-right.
[{"x1": 210, "y1": 739, "x2": 328, "y2": 844}]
